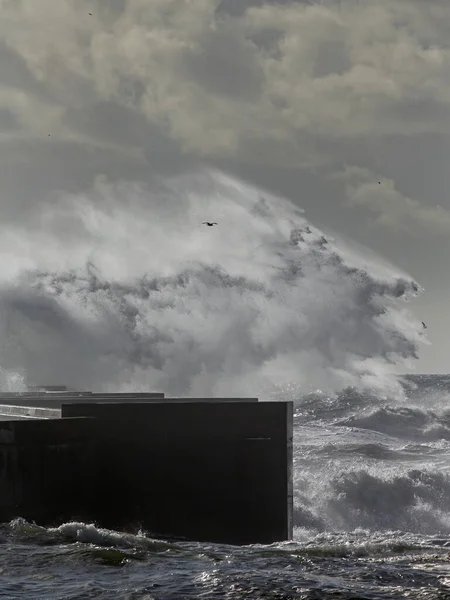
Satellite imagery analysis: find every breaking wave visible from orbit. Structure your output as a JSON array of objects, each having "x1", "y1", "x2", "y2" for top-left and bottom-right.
[
  {"x1": 0, "y1": 169, "x2": 423, "y2": 396},
  {"x1": 291, "y1": 374, "x2": 450, "y2": 537}
]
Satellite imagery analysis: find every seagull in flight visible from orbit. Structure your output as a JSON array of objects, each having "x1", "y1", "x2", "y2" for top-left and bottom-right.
[
  {"x1": 202, "y1": 222, "x2": 218, "y2": 227},
  {"x1": 422, "y1": 321, "x2": 427, "y2": 329}
]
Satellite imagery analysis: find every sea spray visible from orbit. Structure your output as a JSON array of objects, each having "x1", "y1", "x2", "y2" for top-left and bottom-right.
[{"x1": 0, "y1": 169, "x2": 423, "y2": 395}]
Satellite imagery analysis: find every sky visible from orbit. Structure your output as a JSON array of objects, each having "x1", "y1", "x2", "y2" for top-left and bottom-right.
[{"x1": 0, "y1": 0, "x2": 449, "y2": 373}]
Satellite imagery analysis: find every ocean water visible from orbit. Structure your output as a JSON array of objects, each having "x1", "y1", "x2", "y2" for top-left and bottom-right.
[
  {"x1": 3, "y1": 377, "x2": 450, "y2": 599},
  {"x1": 0, "y1": 171, "x2": 448, "y2": 598}
]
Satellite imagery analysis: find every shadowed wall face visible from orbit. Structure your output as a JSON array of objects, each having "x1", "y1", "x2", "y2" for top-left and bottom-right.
[
  {"x1": 63, "y1": 401, "x2": 293, "y2": 545},
  {"x1": 0, "y1": 401, "x2": 292, "y2": 545},
  {"x1": 0, "y1": 418, "x2": 95, "y2": 524}
]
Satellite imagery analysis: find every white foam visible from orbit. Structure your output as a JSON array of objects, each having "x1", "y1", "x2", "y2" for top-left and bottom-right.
[{"x1": 0, "y1": 169, "x2": 423, "y2": 396}]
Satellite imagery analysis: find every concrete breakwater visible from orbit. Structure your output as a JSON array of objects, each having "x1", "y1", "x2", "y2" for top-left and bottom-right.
[{"x1": 0, "y1": 392, "x2": 293, "y2": 545}]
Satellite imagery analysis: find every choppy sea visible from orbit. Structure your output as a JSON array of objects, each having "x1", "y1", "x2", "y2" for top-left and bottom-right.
[{"x1": 2, "y1": 374, "x2": 450, "y2": 599}]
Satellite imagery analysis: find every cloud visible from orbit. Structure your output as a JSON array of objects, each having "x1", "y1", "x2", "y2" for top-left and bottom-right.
[
  {"x1": 1, "y1": 1, "x2": 450, "y2": 167},
  {"x1": 0, "y1": 86, "x2": 64, "y2": 136},
  {"x1": 1, "y1": 0, "x2": 449, "y2": 375},
  {"x1": 335, "y1": 166, "x2": 450, "y2": 236}
]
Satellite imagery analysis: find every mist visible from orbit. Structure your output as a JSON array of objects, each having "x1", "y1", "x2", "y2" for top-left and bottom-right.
[{"x1": 0, "y1": 169, "x2": 424, "y2": 395}]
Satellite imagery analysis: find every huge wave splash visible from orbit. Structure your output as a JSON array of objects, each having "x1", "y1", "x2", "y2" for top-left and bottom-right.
[{"x1": 0, "y1": 169, "x2": 424, "y2": 396}]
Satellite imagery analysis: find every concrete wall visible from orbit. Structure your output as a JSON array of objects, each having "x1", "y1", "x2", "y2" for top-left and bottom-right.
[
  {"x1": 0, "y1": 394, "x2": 258, "y2": 411},
  {"x1": 0, "y1": 395, "x2": 258, "y2": 421},
  {"x1": 0, "y1": 400, "x2": 293, "y2": 545},
  {"x1": 0, "y1": 392, "x2": 165, "y2": 409},
  {"x1": 63, "y1": 401, "x2": 293, "y2": 545},
  {"x1": 0, "y1": 405, "x2": 61, "y2": 420},
  {"x1": 0, "y1": 418, "x2": 94, "y2": 525},
  {"x1": 0, "y1": 392, "x2": 164, "y2": 396}
]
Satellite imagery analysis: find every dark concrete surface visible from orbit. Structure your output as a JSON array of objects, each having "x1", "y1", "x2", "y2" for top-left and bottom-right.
[
  {"x1": 0, "y1": 392, "x2": 164, "y2": 409},
  {"x1": 63, "y1": 401, "x2": 293, "y2": 545},
  {"x1": 0, "y1": 399, "x2": 293, "y2": 545},
  {"x1": 0, "y1": 417, "x2": 95, "y2": 524}
]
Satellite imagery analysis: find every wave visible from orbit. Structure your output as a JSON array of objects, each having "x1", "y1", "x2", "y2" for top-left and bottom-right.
[
  {"x1": 293, "y1": 464, "x2": 450, "y2": 535},
  {"x1": 328, "y1": 469, "x2": 450, "y2": 533},
  {"x1": 0, "y1": 169, "x2": 423, "y2": 396},
  {"x1": 3, "y1": 517, "x2": 449, "y2": 563},
  {"x1": 337, "y1": 406, "x2": 450, "y2": 442},
  {"x1": 2, "y1": 518, "x2": 176, "y2": 552}
]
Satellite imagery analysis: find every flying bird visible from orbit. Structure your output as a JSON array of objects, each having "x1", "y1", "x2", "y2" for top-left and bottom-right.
[
  {"x1": 89, "y1": 13, "x2": 92, "y2": 15},
  {"x1": 202, "y1": 222, "x2": 217, "y2": 227},
  {"x1": 422, "y1": 321, "x2": 427, "y2": 329}
]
